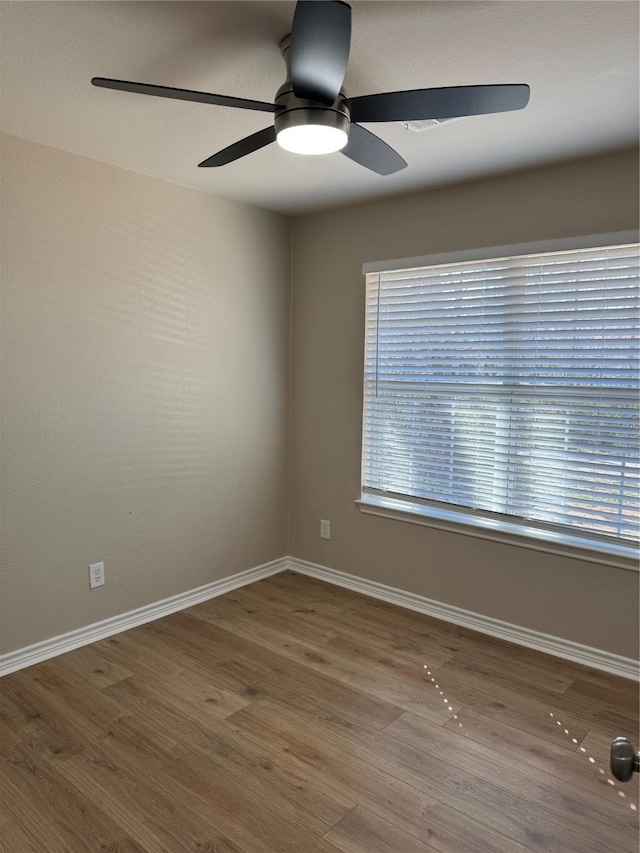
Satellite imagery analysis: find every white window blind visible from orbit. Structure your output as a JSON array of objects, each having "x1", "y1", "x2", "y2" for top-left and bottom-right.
[{"x1": 362, "y1": 242, "x2": 640, "y2": 546}]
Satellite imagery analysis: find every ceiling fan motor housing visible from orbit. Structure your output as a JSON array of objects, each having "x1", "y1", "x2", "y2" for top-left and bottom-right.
[{"x1": 275, "y1": 34, "x2": 350, "y2": 143}]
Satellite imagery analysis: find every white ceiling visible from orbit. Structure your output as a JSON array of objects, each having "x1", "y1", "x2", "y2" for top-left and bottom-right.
[{"x1": 1, "y1": 1, "x2": 638, "y2": 215}]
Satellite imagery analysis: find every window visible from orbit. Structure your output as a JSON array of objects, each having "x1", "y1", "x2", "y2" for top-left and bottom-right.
[{"x1": 360, "y1": 234, "x2": 639, "y2": 562}]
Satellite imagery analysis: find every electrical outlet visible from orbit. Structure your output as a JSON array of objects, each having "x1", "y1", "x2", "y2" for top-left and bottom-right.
[
  {"x1": 320, "y1": 519, "x2": 331, "y2": 540},
  {"x1": 89, "y1": 561, "x2": 105, "y2": 589}
]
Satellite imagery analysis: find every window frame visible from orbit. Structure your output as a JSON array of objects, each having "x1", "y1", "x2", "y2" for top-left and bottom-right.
[{"x1": 358, "y1": 231, "x2": 640, "y2": 572}]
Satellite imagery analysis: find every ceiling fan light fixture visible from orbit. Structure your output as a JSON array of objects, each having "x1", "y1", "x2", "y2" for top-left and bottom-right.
[
  {"x1": 275, "y1": 106, "x2": 350, "y2": 156},
  {"x1": 277, "y1": 123, "x2": 348, "y2": 155}
]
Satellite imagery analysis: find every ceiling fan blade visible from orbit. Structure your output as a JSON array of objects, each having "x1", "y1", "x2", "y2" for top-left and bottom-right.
[
  {"x1": 342, "y1": 123, "x2": 407, "y2": 175},
  {"x1": 91, "y1": 78, "x2": 276, "y2": 113},
  {"x1": 349, "y1": 84, "x2": 530, "y2": 123},
  {"x1": 290, "y1": 1, "x2": 351, "y2": 104},
  {"x1": 198, "y1": 126, "x2": 276, "y2": 168}
]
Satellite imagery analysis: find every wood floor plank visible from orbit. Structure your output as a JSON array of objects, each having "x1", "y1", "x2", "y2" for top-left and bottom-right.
[
  {"x1": 0, "y1": 673, "x2": 53, "y2": 735},
  {"x1": 190, "y1": 608, "x2": 461, "y2": 724},
  {"x1": 225, "y1": 697, "x2": 441, "y2": 832},
  {"x1": 227, "y1": 692, "x2": 636, "y2": 852},
  {"x1": 90, "y1": 628, "x2": 187, "y2": 682},
  {"x1": 264, "y1": 575, "x2": 639, "y2": 701},
  {"x1": 102, "y1": 685, "x2": 356, "y2": 835},
  {"x1": 441, "y1": 648, "x2": 574, "y2": 694},
  {"x1": 50, "y1": 643, "x2": 135, "y2": 689},
  {"x1": 433, "y1": 658, "x2": 573, "y2": 715},
  {"x1": 273, "y1": 573, "x2": 523, "y2": 658},
  {"x1": 324, "y1": 632, "x2": 452, "y2": 675},
  {"x1": 205, "y1": 581, "x2": 452, "y2": 673},
  {"x1": 0, "y1": 819, "x2": 48, "y2": 852},
  {"x1": 442, "y1": 706, "x2": 632, "y2": 800},
  {"x1": 248, "y1": 573, "x2": 467, "y2": 657},
  {"x1": 0, "y1": 662, "x2": 129, "y2": 764},
  {"x1": 326, "y1": 801, "x2": 557, "y2": 853},
  {"x1": 554, "y1": 681, "x2": 639, "y2": 732},
  {"x1": 143, "y1": 610, "x2": 403, "y2": 730},
  {"x1": 383, "y1": 799, "x2": 538, "y2": 853},
  {"x1": 560, "y1": 679, "x2": 639, "y2": 733},
  {"x1": 65, "y1": 717, "x2": 345, "y2": 853},
  {"x1": 564, "y1": 676, "x2": 640, "y2": 712},
  {"x1": 324, "y1": 806, "x2": 439, "y2": 853},
  {"x1": 58, "y1": 739, "x2": 257, "y2": 853},
  {"x1": 420, "y1": 664, "x2": 594, "y2": 748},
  {"x1": 0, "y1": 744, "x2": 146, "y2": 852},
  {"x1": 1, "y1": 570, "x2": 637, "y2": 852},
  {"x1": 202, "y1": 589, "x2": 452, "y2": 673},
  {"x1": 225, "y1": 698, "x2": 535, "y2": 853},
  {"x1": 0, "y1": 717, "x2": 23, "y2": 752},
  {"x1": 114, "y1": 664, "x2": 250, "y2": 722},
  {"x1": 513, "y1": 648, "x2": 639, "y2": 695},
  {"x1": 385, "y1": 710, "x2": 639, "y2": 837},
  {"x1": 200, "y1": 588, "x2": 340, "y2": 646},
  {"x1": 235, "y1": 573, "x2": 455, "y2": 655}
]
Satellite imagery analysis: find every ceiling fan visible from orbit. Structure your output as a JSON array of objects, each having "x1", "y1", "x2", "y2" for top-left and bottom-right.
[{"x1": 92, "y1": 0, "x2": 530, "y2": 176}]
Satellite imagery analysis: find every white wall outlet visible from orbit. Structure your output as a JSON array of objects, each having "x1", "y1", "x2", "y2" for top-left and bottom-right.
[
  {"x1": 89, "y1": 561, "x2": 105, "y2": 589},
  {"x1": 320, "y1": 519, "x2": 331, "y2": 540}
]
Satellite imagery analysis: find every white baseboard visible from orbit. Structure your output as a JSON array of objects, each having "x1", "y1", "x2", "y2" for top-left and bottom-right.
[
  {"x1": 285, "y1": 557, "x2": 640, "y2": 682},
  {"x1": 3, "y1": 554, "x2": 637, "y2": 682},
  {"x1": 0, "y1": 557, "x2": 287, "y2": 677}
]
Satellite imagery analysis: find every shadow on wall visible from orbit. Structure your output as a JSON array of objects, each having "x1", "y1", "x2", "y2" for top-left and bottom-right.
[{"x1": 13, "y1": 184, "x2": 240, "y2": 495}]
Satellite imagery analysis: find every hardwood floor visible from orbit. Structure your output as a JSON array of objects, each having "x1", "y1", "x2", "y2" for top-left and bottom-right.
[{"x1": 1, "y1": 570, "x2": 638, "y2": 852}]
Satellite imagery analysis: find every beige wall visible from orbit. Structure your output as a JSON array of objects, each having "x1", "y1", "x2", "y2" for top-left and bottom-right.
[
  {"x1": 2, "y1": 137, "x2": 638, "y2": 661},
  {"x1": 290, "y1": 150, "x2": 640, "y2": 659},
  {"x1": 0, "y1": 134, "x2": 291, "y2": 653}
]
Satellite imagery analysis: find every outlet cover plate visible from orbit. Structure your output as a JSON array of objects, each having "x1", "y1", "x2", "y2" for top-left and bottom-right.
[{"x1": 89, "y1": 561, "x2": 105, "y2": 589}]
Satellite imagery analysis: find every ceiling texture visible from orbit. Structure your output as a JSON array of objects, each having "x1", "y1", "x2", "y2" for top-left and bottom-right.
[{"x1": 1, "y1": 1, "x2": 638, "y2": 215}]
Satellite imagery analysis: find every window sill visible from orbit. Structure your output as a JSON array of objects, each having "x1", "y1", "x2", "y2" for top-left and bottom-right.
[{"x1": 356, "y1": 495, "x2": 639, "y2": 572}]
